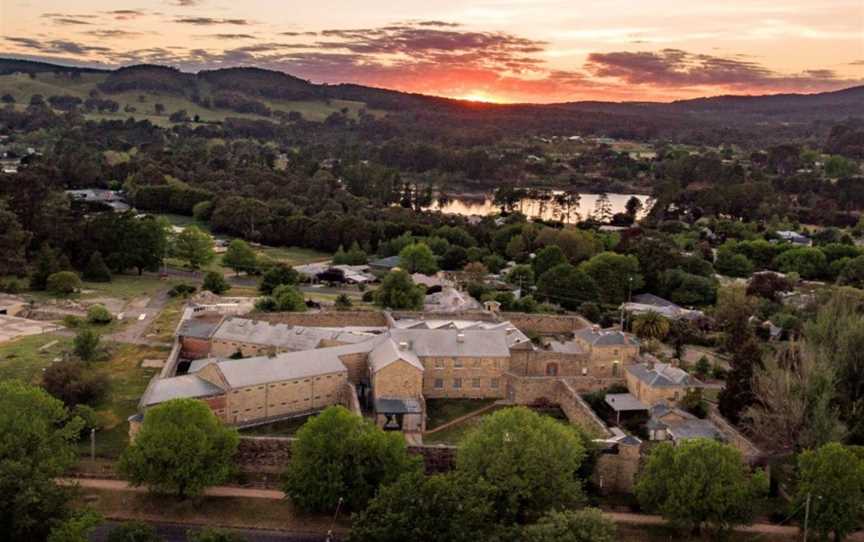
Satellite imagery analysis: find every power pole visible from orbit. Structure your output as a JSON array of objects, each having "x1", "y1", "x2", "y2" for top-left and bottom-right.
[{"x1": 802, "y1": 493, "x2": 811, "y2": 542}]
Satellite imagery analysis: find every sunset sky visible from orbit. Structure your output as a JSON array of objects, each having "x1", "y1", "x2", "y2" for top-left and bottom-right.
[{"x1": 2, "y1": 0, "x2": 863, "y2": 103}]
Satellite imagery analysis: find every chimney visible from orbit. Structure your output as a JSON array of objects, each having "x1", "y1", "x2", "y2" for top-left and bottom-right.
[
  {"x1": 399, "y1": 341, "x2": 410, "y2": 350},
  {"x1": 457, "y1": 333, "x2": 465, "y2": 343}
]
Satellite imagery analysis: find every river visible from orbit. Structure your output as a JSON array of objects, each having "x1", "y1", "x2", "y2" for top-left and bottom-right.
[{"x1": 425, "y1": 192, "x2": 653, "y2": 223}]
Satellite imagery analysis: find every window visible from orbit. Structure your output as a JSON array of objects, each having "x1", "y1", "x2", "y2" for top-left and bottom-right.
[
  {"x1": 612, "y1": 361, "x2": 619, "y2": 377},
  {"x1": 454, "y1": 359, "x2": 463, "y2": 368},
  {"x1": 491, "y1": 378, "x2": 499, "y2": 389},
  {"x1": 453, "y1": 378, "x2": 462, "y2": 389},
  {"x1": 582, "y1": 367, "x2": 588, "y2": 376},
  {"x1": 546, "y1": 363, "x2": 559, "y2": 377},
  {"x1": 435, "y1": 359, "x2": 444, "y2": 369},
  {"x1": 434, "y1": 378, "x2": 444, "y2": 389},
  {"x1": 473, "y1": 359, "x2": 481, "y2": 368},
  {"x1": 472, "y1": 378, "x2": 481, "y2": 389}
]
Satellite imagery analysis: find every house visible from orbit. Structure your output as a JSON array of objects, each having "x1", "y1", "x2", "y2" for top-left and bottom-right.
[
  {"x1": 369, "y1": 255, "x2": 402, "y2": 274},
  {"x1": 625, "y1": 362, "x2": 703, "y2": 405},
  {"x1": 424, "y1": 287, "x2": 482, "y2": 313},
  {"x1": 620, "y1": 293, "x2": 705, "y2": 322},
  {"x1": 775, "y1": 230, "x2": 812, "y2": 246},
  {"x1": 572, "y1": 327, "x2": 640, "y2": 375},
  {"x1": 646, "y1": 404, "x2": 722, "y2": 444},
  {"x1": 66, "y1": 189, "x2": 130, "y2": 212}
]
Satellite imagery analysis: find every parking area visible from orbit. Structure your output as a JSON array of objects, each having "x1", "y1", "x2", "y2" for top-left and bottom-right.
[{"x1": 0, "y1": 314, "x2": 62, "y2": 344}]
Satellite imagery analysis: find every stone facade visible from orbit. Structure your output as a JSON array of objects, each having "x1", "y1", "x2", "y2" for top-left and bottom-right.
[
  {"x1": 372, "y1": 360, "x2": 423, "y2": 399},
  {"x1": 421, "y1": 355, "x2": 508, "y2": 399}
]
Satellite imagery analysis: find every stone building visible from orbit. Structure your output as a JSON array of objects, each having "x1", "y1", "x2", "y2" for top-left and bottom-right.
[{"x1": 625, "y1": 361, "x2": 703, "y2": 405}]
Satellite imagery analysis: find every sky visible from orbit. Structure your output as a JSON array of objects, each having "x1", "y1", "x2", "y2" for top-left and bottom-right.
[{"x1": 2, "y1": 0, "x2": 863, "y2": 103}]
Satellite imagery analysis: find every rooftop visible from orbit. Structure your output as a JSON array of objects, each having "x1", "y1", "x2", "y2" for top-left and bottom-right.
[
  {"x1": 574, "y1": 327, "x2": 639, "y2": 347},
  {"x1": 627, "y1": 362, "x2": 701, "y2": 388},
  {"x1": 140, "y1": 374, "x2": 224, "y2": 407},
  {"x1": 605, "y1": 393, "x2": 648, "y2": 412},
  {"x1": 369, "y1": 338, "x2": 424, "y2": 372},
  {"x1": 196, "y1": 346, "x2": 349, "y2": 388}
]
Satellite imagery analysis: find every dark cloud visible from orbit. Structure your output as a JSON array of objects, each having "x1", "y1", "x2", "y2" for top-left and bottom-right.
[
  {"x1": 280, "y1": 31, "x2": 318, "y2": 37},
  {"x1": 105, "y1": 10, "x2": 149, "y2": 20},
  {"x1": 209, "y1": 34, "x2": 257, "y2": 40},
  {"x1": 5, "y1": 37, "x2": 111, "y2": 55},
  {"x1": 42, "y1": 13, "x2": 99, "y2": 25},
  {"x1": 415, "y1": 21, "x2": 461, "y2": 28},
  {"x1": 174, "y1": 17, "x2": 251, "y2": 26},
  {"x1": 585, "y1": 49, "x2": 862, "y2": 92},
  {"x1": 85, "y1": 29, "x2": 147, "y2": 39}
]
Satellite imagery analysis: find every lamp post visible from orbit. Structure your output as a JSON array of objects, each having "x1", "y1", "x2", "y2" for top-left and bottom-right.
[{"x1": 90, "y1": 428, "x2": 96, "y2": 462}]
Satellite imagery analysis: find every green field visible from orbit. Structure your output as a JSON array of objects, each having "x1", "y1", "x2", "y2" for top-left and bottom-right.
[
  {"x1": 0, "y1": 333, "x2": 72, "y2": 384},
  {"x1": 0, "y1": 72, "x2": 377, "y2": 125},
  {"x1": 425, "y1": 398, "x2": 496, "y2": 430}
]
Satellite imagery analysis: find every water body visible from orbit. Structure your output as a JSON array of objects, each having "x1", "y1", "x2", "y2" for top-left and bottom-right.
[{"x1": 426, "y1": 192, "x2": 653, "y2": 223}]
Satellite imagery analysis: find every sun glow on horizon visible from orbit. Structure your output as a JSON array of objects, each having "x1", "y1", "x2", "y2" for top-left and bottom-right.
[{"x1": 454, "y1": 92, "x2": 508, "y2": 104}]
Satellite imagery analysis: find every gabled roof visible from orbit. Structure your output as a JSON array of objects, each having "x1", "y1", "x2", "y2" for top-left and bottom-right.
[
  {"x1": 195, "y1": 346, "x2": 349, "y2": 388},
  {"x1": 627, "y1": 363, "x2": 701, "y2": 388},
  {"x1": 369, "y1": 338, "x2": 424, "y2": 373},
  {"x1": 388, "y1": 328, "x2": 511, "y2": 358},
  {"x1": 575, "y1": 328, "x2": 639, "y2": 347},
  {"x1": 632, "y1": 293, "x2": 677, "y2": 308},
  {"x1": 140, "y1": 374, "x2": 224, "y2": 407}
]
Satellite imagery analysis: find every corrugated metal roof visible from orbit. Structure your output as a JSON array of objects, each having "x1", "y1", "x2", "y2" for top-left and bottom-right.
[{"x1": 605, "y1": 393, "x2": 648, "y2": 412}]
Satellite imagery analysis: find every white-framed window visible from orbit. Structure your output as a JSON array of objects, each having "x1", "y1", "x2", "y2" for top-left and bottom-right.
[
  {"x1": 454, "y1": 359, "x2": 463, "y2": 368},
  {"x1": 435, "y1": 359, "x2": 444, "y2": 369},
  {"x1": 434, "y1": 378, "x2": 444, "y2": 389},
  {"x1": 472, "y1": 378, "x2": 481, "y2": 389}
]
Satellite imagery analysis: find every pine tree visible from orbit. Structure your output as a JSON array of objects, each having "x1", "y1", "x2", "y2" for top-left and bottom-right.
[
  {"x1": 83, "y1": 251, "x2": 112, "y2": 282},
  {"x1": 29, "y1": 244, "x2": 61, "y2": 291}
]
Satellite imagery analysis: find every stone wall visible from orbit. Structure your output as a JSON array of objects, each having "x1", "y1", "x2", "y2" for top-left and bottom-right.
[
  {"x1": 593, "y1": 442, "x2": 642, "y2": 494},
  {"x1": 341, "y1": 382, "x2": 362, "y2": 416},
  {"x1": 556, "y1": 380, "x2": 612, "y2": 438},
  {"x1": 254, "y1": 311, "x2": 388, "y2": 328},
  {"x1": 234, "y1": 436, "x2": 456, "y2": 474},
  {"x1": 708, "y1": 406, "x2": 763, "y2": 464},
  {"x1": 503, "y1": 373, "x2": 561, "y2": 404}
]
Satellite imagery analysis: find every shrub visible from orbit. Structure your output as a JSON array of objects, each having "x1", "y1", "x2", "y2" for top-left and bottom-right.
[
  {"x1": 73, "y1": 328, "x2": 100, "y2": 361},
  {"x1": 83, "y1": 252, "x2": 112, "y2": 283},
  {"x1": 106, "y1": 521, "x2": 162, "y2": 542},
  {"x1": 334, "y1": 293, "x2": 352, "y2": 310},
  {"x1": 168, "y1": 283, "x2": 197, "y2": 297},
  {"x1": 86, "y1": 305, "x2": 113, "y2": 325},
  {"x1": 202, "y1": 271, "x2": 229, "y2": 295},
  {"x1": 47, "y1": 271, "x2": 81, "y2": 295},
  {"x1": 42, "y1": 360, "x2": 110, "y2": 407}
]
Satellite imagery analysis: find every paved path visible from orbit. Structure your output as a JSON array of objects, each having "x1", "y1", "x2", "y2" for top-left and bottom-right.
[
  {"x1": 91, "y1": 521, "x2": 329, "y2": 542},
  {"x1": 106, "y1": 289, "x2": 172, "y2": 346},
  {"x1": 66, "y1": 477, "x2": 864, "y2": 540},
  {"x1": 60, "y1": 478, "x2": 285, "y2": 499}
]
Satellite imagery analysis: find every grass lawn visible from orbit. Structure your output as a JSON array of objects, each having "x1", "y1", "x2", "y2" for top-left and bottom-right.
[
  {"x1": 73, "y1": 488, "x2": 346, "y2": 534},
  {"x1": 144, "y1": 296, "x2": 186, "y2": 344},
  {"x1": 0, "y1": 333, "x2": 72, "y2": 384},
  {"x1": 78, "y1": 343, "x2": 167, "y2": 458},
  {"x1": 255, "y1": 245, "x2": 331, "y2": 265},
  {"x1": 80, "y1": 275, "x2": 183, "y2": 301},
  {"x1": 425, "y1": 398, "x2": 497, "y2": 430},
  {"x1": 424, "y1": 405, "x2": 504, "y2": 445},
  {"x1": 239, "y1": 415, "x2": 314, "y2": 437}
]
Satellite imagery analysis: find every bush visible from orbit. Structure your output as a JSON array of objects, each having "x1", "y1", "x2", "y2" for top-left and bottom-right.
[
  {"x1": 334, "y1": 293, "x2": 352, "y2": 310},
  {"x1": 362, "y1": 290, "x2": 375, "y2": 303},
  {"x1": 187, "y1": 527, "x2": 246, "y2": 542},
  {"x1": 86, "y1": 305, "x2": 113, "y2": 325},
  {"x1": 106, "y1": 521, "x2": 162, "y2": 542},
  {"x1": 202, "y1": 271, "x2": 229, "y2": 295},
  {"x1": 62, "y1": 315, "x2": 84, "y2": 328},
  {"x1": 259, "y1": 264, "x2": 299, "y2": 295},
  {"x1": 522, "y1": 508, "x2": 617, "y2": 542},
  {"x1": 46, "y1": 271, "x2": 81, "y2": 295},
  {"x1": 73, "y1": 328, "x2": 101, "y2": 361},
  {"x1": 168, "y1": 283, "x2": 197, "y2": 297},
  {"x1": 42, "y1": 360, "x2": 110, "y2": 407},
  {"x1": 0, "y1": 277, "x2": 24, "y2": 293}
]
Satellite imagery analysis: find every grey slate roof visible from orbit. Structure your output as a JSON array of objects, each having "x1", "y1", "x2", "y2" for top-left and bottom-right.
[
  {"x1": 627, "y1": 363, "x2": 700, "y2": 388},
  {"x1": 391, "y1": 319, "x2": 531, "y2": 348},
  {"x1": 388, "y1": 328, "x2": 511, "y2": 358},
  {"x1": 575, "y1": 328, "x2": 639, "y2": 347},
  {"x1": 212, "y1": 317, "x2": 378, "y2": 351},
  {"x1": 667, "y1": 419, "x2": 722, "y2": 441},
  {"x1": 140, "y1": 374, "x2": 224, "y2": 407},
  {"x1": 547, "y1": 339, "x2": 587, "y2": 355},
  {"x1": 605, "y1": 393, "x2": 648, "y2": 412},
  {"x1": 369, "y1": 338, "x2": 424, "y2": 372},
  {"x1": 199, "y1": 347, "x2": 349, "y2": 388}
]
